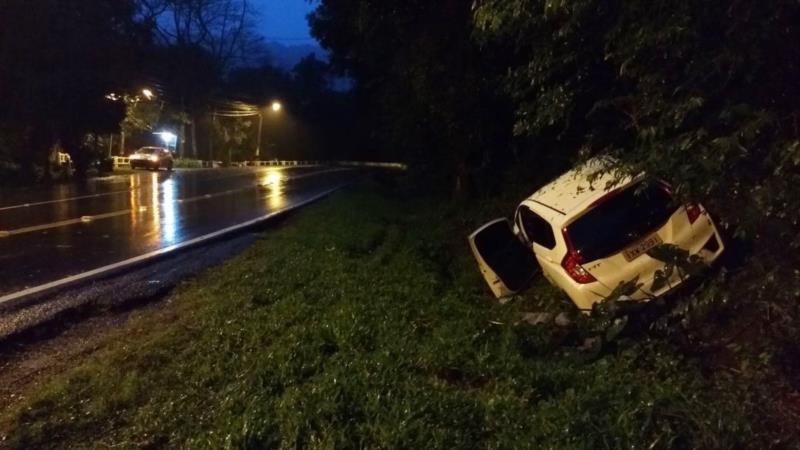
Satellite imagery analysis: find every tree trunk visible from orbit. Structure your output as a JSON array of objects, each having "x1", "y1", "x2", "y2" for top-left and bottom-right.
[{"x1": 209, "y1": 115, "x2": 215, "y2": 161}]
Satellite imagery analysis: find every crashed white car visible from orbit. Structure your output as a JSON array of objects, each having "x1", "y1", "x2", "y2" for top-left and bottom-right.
[{"x1": 469, "y1": 158, "x2": 725, "y2": 311}]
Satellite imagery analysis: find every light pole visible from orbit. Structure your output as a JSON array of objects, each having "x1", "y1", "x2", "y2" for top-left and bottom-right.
[
  {"x1": 256, "y1": 113, "x2": 263, "y2": 158},
  {"x1": 256, "y1": 101, "x2": 282, "y2": 159}
]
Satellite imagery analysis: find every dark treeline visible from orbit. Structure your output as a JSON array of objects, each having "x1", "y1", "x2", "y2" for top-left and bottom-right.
[
  {"x1": 0, "y1": 0, "x2": 145, "y2": 179},
  {"x1": 0, "y1": 0, "x2": 354, "y2": 181},
  {"x1": 310, "y1": 0, "x2": 516, "y2": 194}
]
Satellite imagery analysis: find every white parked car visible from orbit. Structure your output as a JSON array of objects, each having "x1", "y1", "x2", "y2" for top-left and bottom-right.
[{"x1": 469, "y1": 158, "x2": 725, "y2": 311}]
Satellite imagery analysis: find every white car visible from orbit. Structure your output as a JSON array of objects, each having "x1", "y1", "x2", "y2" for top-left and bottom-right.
[
  {"x1": 469, "y1": 158, "x2": 725, "y2": 311},
  {"x1": 129, "y1": 146, "x2": 174, "y2": 171}
]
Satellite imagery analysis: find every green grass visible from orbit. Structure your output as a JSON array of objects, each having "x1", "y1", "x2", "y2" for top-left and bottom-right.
[{"x1": 1, "y1": 182, "x2": 774, "y2": 449}]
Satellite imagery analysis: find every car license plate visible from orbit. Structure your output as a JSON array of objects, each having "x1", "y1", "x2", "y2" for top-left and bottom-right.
[{"x1": 623, "y1": 234, "x2": 663, "y2": 262}]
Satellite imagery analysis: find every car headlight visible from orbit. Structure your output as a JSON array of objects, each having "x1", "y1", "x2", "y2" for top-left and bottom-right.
[{"x1": 149, "y1": 155, "x2": 159, "y2": 162}]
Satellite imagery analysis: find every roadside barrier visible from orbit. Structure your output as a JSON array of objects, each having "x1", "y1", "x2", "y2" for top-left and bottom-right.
[
  {"x1": 112, "y1": 156, "x2": 130, "y2": 168},
  {"x1": 111, "y1": 157, "x2": 407, "y2": 171},
  {"x1": 57, "y1": 152, "x2": 72, "y2": 166}
]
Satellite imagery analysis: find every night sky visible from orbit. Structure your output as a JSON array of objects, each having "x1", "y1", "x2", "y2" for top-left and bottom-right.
[{"x1": 250, "y1": 0, "x2": 319, "y2": 45}]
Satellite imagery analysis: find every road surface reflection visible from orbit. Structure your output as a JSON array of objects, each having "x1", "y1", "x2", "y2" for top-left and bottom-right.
[{"x1": 0, "y1": 167, "x2": 356, "y2": 296}]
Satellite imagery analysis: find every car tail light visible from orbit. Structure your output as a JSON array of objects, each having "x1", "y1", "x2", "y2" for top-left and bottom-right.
[
  {"x1": 685, "y1": 203, "x2": 703, "y2": 224},
  {"x1": 561, "y1": 251, "x2": 597, "y2": 284},
  {"x1": 561, "y1": 229, "x2": 597, "y2": 284}
]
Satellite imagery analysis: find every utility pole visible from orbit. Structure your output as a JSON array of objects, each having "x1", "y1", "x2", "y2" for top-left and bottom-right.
[
  {"x1": 256, "y1": 113, "x2": 263, "y2": 159},
  {"x1": 209, "y1": 112, "x2": 215, "y2": 162}
]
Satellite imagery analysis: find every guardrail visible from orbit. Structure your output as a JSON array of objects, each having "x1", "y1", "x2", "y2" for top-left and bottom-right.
[
  {"x1": 335, "y1": 161, "x2": 408, "y2": 170},
  {"x1": 111, "y1": 156, "x2": 407, "y2": 171},
  {"x1": 57, "y1": 152, "x2": 72, "y2": 166},
  {"x1": 112, "y1": 156, "x2": 130, "y2": 168}
]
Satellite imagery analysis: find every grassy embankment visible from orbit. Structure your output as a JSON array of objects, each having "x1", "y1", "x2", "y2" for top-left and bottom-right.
[{"x1": 1, "y1": 179, "x2": 791, "y2": 449}]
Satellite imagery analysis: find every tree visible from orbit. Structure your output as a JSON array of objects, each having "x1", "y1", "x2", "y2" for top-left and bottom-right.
[
  {"x1": 121, "y1": 93, "x2": 165, "y2": 137},
  {"x1": 293, "y1": 54, "x2": 330, "y2": 96},
  {"x1": 141, "y1": 0, "x2": 263, "y2": 70},
  {"x1": 0, "y1": 0, "x2": 150, "y2": 178},
  {"x1": 474, "y1": 0, "x2": 800, "y2": 240},
  {"x1": 137, "y1": 0, "x2": 264, "y2": 159},
  {"x1": 309, "y1": 0, "x2": 513, "y2": 195},
  {"x1": 212, "y1": 115, "x2": 254, "y2": 163},
  {"x1": 157, "y1": 43, "x2": 222, "y2": 158}
]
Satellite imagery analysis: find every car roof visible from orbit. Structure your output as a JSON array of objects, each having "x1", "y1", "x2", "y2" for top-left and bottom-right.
[{"x1": 521, "y1": 157, "x2": 637, "y2": 227}]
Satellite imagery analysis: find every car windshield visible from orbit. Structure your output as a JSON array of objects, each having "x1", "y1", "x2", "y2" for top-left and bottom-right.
[
  {"x1": 566, "y1": 181, "x2": 676, "y2": 262},
  {"x1": 136, "y1": 147, "x2": 161, "y2": 154}
]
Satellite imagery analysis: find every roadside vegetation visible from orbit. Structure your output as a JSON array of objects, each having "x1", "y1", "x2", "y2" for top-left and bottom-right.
[{"x1": 4, "y1": 180, "x2": 797, "y2": 448}]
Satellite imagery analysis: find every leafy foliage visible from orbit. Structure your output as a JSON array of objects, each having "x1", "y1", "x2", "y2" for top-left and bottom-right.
[
  {"x1": 646, "y1": 244, "x2": 708, "y2": 293},
  {"x1": 474, "y1": 0, "x2": 800, "y2": 251}
]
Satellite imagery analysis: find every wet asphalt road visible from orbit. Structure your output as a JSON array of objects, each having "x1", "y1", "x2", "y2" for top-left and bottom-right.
[{"x1": 0, "y1": 166, "x2": 356, "y2": 297}]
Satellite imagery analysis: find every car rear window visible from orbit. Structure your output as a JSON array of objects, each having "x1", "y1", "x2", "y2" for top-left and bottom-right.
[{"x1": 565, "y1": 182, "x2": 676, "y2": 262}]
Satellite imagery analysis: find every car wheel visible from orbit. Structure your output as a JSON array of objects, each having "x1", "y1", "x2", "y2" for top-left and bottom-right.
[{"x1": 167, "y1": 161, "x2": 174, "y2": 172}]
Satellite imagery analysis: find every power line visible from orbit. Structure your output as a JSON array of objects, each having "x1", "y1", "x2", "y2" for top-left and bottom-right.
[{"x1": 262, "y1": 36, "x2": 319, "y2": 42}]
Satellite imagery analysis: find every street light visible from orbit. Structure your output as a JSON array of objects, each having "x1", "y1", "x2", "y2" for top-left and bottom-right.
[
  {"x1": 142, "y1": 88, "x2": 155, "y2": 100},
  {"x1": 257, "y1": 101, "x2": 283, "y2": 158}
]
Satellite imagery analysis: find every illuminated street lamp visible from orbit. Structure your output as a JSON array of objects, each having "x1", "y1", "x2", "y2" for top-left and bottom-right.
[
  {"x1": 142, "y1": 88, "x2": 155, "y2": 100},
  {"x1": 256, "y1": 100, "x2": 283, "y2": 158}
]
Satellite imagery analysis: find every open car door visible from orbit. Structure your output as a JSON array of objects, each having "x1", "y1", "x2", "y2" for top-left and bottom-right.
[{"x1": 468, "y1": 218, "x2": 539, "y2": 299}]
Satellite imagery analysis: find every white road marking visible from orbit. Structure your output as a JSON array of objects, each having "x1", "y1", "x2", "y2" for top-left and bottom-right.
[
  {"x1": 0, "y1": 168, "x2": 351, "y2": 237},
  {"x1": 0, "y1": 166, "x2": 326, "y2": 212},
  {"x1": 0, "y1": 183, "x2": 348, "y2": 306}
]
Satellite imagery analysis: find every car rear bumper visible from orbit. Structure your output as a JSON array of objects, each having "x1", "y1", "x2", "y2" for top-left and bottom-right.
[
  {"x1": 563, "y1": 220, "x2": 725, "y2": 311},
  {"x1": 637, "y1": 228, "x2": 725, "y2": 299}
]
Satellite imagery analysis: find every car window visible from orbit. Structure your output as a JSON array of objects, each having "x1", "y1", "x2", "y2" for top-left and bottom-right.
[
  {"x1": 517, "y1": 206, "x2": 556, "y2": 249},
  {"x1": 565, "y1": 181, "x2": 676, "y2": 262},
  {"x1": 136, "y1": 147, "x2": 158, "y2": 154}
]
